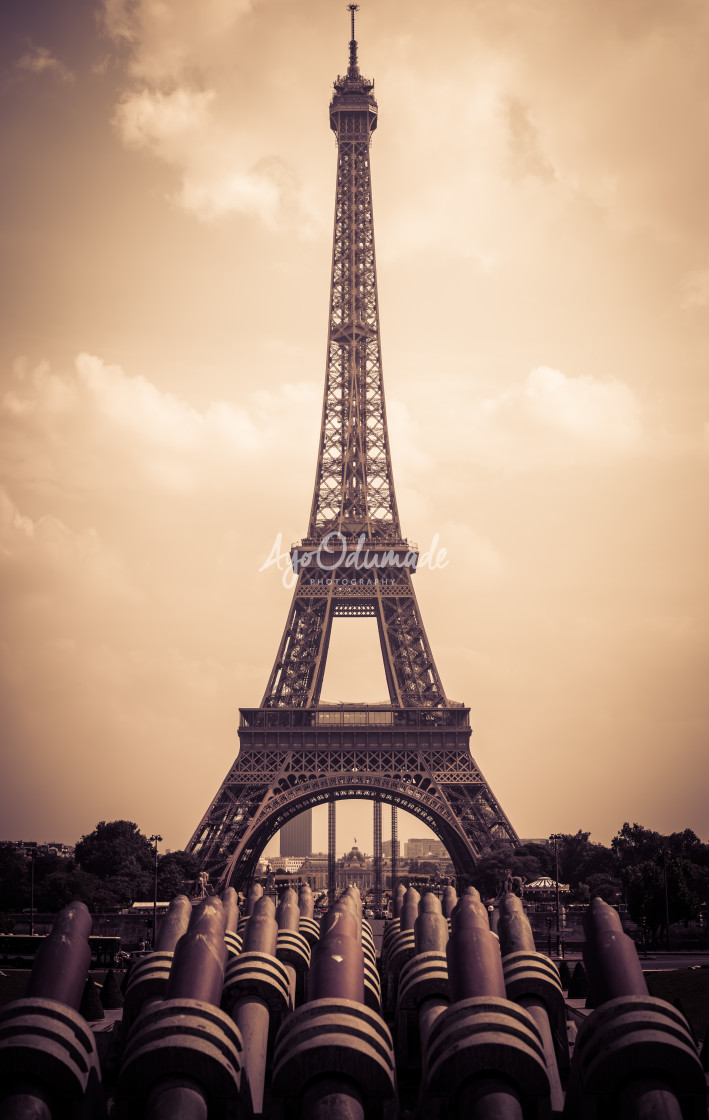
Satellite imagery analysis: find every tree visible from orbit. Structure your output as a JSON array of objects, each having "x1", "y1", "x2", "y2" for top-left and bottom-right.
[
  {"x1": 469, "y1": 839, "x2": 554, "y2": 899},
  {"x1": 157, "y1": 851, "x2": 200, "y2": 899},
  {"x1": 622, "y1": 856, "x2": 709, "y2": 938},
  {"x1": 666, "y1": 829, "x2": 709, "y2": 866},
  {"x1": 469, "y1": 844, "x2": 517, "y2": 898},
  {"x1": 612, "y1": 822, "x2": 664, "y2": 868},
  {"x1": 577, "y1": 872, "x2": 623, "y2": 904},
  {"x1": 0, "y1": 845, "x2": 29, "y2": 911},
  {"x1": 75, "y1": 821, "x2": 154, "y2": 907},
  {"x1": 75, "y1": 821, "x2": 154, "y2": 878},
  {"x1": 557, "y1": 831, "x2": 615, "y2": 889},
  {"x1": 612, "y1": 823, "x2": 709, "y2": 939},
  {"x1": 38, "y1": 868, "x2": 106, "y2": 912}
]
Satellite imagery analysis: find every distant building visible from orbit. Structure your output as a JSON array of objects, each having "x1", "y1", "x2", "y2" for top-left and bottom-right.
[
  {"x1": 336, "y1": 845, "x2": 373, "y2": 893},
  {"x1": 405, "y1": 838, "x2": 449, "y2": 859},
  {"x1": 267, "y1": 856, "x2": 304, "y2": 874},
  {"x1": 2, "y1": 840, "x2": 74, "y2": 859},
  {"x1": 382, "y1": 839, "x2": 400, "y2": 858},
  {"x1": 298, "y1": 852, "x2": 329, "y2": 891},
  {"x1": 280, "y1": 812, "x2": 312, "y2": 858}
]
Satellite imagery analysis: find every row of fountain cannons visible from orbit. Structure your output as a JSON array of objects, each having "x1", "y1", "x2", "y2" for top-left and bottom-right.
[{"x1": 0, "y1": 884, "x2": 706, "y2": 1120}]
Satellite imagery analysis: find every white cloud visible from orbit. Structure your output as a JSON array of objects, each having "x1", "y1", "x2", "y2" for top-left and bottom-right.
[
  {"x1": 471, "y1": 366, "x2": 642, "y2": 469},
  {"x1": 393, "y1": 366, "x2": 643, "y2": 477},
  {"x1": 523, "y1": 365, "x2": 641, "y2": 445},
  {"x1": 14, "y1": 45, "x2": 74, "y2": 83},
  {"x1": 102, "y1": 0, "x2": 257, "y2": 81},
  {"x1": 113, "y1": 85, "x2": 302, "y2": 224},
  {"x1": 1, "y1": 353, "x2": 317, "y2": 496},
  {"x1": 177, "y1": 166, "x2": 283, "y2": 224},
  {"x1": 115, "y1": 87, "x2": 216, "y2": 154}
]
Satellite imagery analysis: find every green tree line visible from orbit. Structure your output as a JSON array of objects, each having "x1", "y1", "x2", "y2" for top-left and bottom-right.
[
  {"x1": 466, "y1": 823, "x2": 709, "y2": 940},
  {"x1": 1, "y1": 820, "x2": 707, "y2": 944},
  {"x1": 0, "y1": 820, "x2": 199, "y2": 917}
]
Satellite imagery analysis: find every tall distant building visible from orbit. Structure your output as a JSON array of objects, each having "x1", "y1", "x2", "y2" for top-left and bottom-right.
[{"x1": 280, "y1": 811, "x2": 312, "y2": 857}]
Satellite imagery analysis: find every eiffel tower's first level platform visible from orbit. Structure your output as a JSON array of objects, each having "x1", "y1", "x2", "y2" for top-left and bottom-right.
[{"x1": 239, "y1": 704, "x2": 471, "y2": 750}]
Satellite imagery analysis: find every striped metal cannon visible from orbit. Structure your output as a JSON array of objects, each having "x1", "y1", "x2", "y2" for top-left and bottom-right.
[
  {"x1": 222, "y1": 895, "x2": 291, "y2": 1116},
  {"x1": 272, "y1": 894, "x2": 396, "y2": 1120},
  {"x1": 0, "y1": 901, "x2": 105, "y2": 1120},
  {"x1": 423, "y1": 887, "x2": 551, "y2": 1120},
  {"x1": 117, "y1": 896, "x2": 242, "y2": 1120},
  {"x1": 564, "y1": 898, "x2": 706, "y2": 1120},
  {"x1": 121, "y1": 893, "x2": 192, "y2": 1035}
]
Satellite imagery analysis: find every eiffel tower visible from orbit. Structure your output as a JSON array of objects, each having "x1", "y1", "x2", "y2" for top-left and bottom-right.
[{"x1": 187, "y1": 6, "x2": 518, "y2": 890}]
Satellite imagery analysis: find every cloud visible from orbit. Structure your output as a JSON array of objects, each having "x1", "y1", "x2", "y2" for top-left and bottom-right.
[
  {"x1": 680, "y1": 269, "x2": 709, "y2": 309},
  {"x1": 104, "y1": 0, "x2": 306, "y2": 225},
  {"x1": 1, "y1": 353, "x2": 317, "y2": 496},
  {"x1": 391, "y1": 366, "x2": 643, "y2": 479},
  {"x1": 112, "y1": 81, "x2": 304, "y2": 225},
  {"x1": 0, "y1": 488, "x2": 141, "y2": 608},
  {"x1": 115, "y1": 87, "x2": 216, "y2": 154},
  {"x1": 523, "y1": 366, "x2": 641, "y2": 444},
  {"x1": 473, "y1": 366, "x2": 643, "y2": 468},
  {"x1": 102, "y1": 0, "x2": 256, "y2": 83},
  {"x1": 490, "y1": 0, "x2": 709, "y2": 246},
  {"x1": 13, "y1": 45, "x2": 74, "y2": 83},
  {"x1": 504, "y1": 97, "x2": 555, "y2": 183}
]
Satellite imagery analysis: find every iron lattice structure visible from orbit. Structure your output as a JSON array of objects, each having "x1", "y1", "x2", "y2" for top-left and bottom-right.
[{"x1": 187, "y1": 10, "x2": 518, "y2": 889}]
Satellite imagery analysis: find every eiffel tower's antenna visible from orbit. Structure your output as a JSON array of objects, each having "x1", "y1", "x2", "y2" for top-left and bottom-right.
[{"x1": 347, "y1": 3, "x2": 360, "y2": 77}]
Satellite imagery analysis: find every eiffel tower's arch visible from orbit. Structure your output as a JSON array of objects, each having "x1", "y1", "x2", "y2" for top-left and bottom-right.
[{"x1": 219, "y1": 777, "x2": 507, "y2": 893}]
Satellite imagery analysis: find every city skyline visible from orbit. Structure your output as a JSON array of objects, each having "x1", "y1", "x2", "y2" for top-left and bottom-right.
[{"x1": 1, "y1": 0, "x2": 708, "y2": 855}]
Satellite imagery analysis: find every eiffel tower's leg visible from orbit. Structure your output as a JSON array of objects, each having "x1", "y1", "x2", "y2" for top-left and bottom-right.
[
  {"x1": 261, "y1": 580, "x2": 334, "y2": 708},
  {"x1": 376, "y1": 583, "x2": 447, "y2": 708},
  {"x1": 373, "y1": 797, "x2": 382, "y2": 912},
  {"x1": 328, "y1": 799, "x2": 336, "y2": 904},
  {"x1": 391, "y1": 805, "x2": 398, "y2": 897}
]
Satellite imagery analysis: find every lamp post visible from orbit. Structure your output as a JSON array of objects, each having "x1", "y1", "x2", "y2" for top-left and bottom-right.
[
  {"x1": 549, "y1": 834, "x2": 562, "y2": 956},
  {"x1": 661, "y1": 849, "x2": 670, "y2": 952},
  {"x1": 149, "y1": 834, "x2": 162, "y2": 949},
  {"x1": 29, "y1": 852, "x2": 35, "y2": 937}
]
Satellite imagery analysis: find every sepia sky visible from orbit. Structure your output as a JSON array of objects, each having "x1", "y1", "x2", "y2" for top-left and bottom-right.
[{"x1": 1, "y1": 0, "x2": 708, "y2": 859}]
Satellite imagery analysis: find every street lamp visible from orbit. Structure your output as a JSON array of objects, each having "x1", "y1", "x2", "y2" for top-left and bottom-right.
[
  {"x1": 549, "y1": 834, "x2": 562, "y2": 956},
  {"x1": 661, "y1": 849, "x2": 670, "y2": 952},
  {"x1": 29, "y1": 852, "x2": 35, "y2": 938},
  {"x1": 149, "y1": 834, "x2": 162, "y2": 949}
]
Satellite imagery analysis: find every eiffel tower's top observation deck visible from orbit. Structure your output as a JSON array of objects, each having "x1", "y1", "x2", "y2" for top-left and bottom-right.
[{"x1": 330, "y1": 4, "x2": 378, "y2": 133}]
